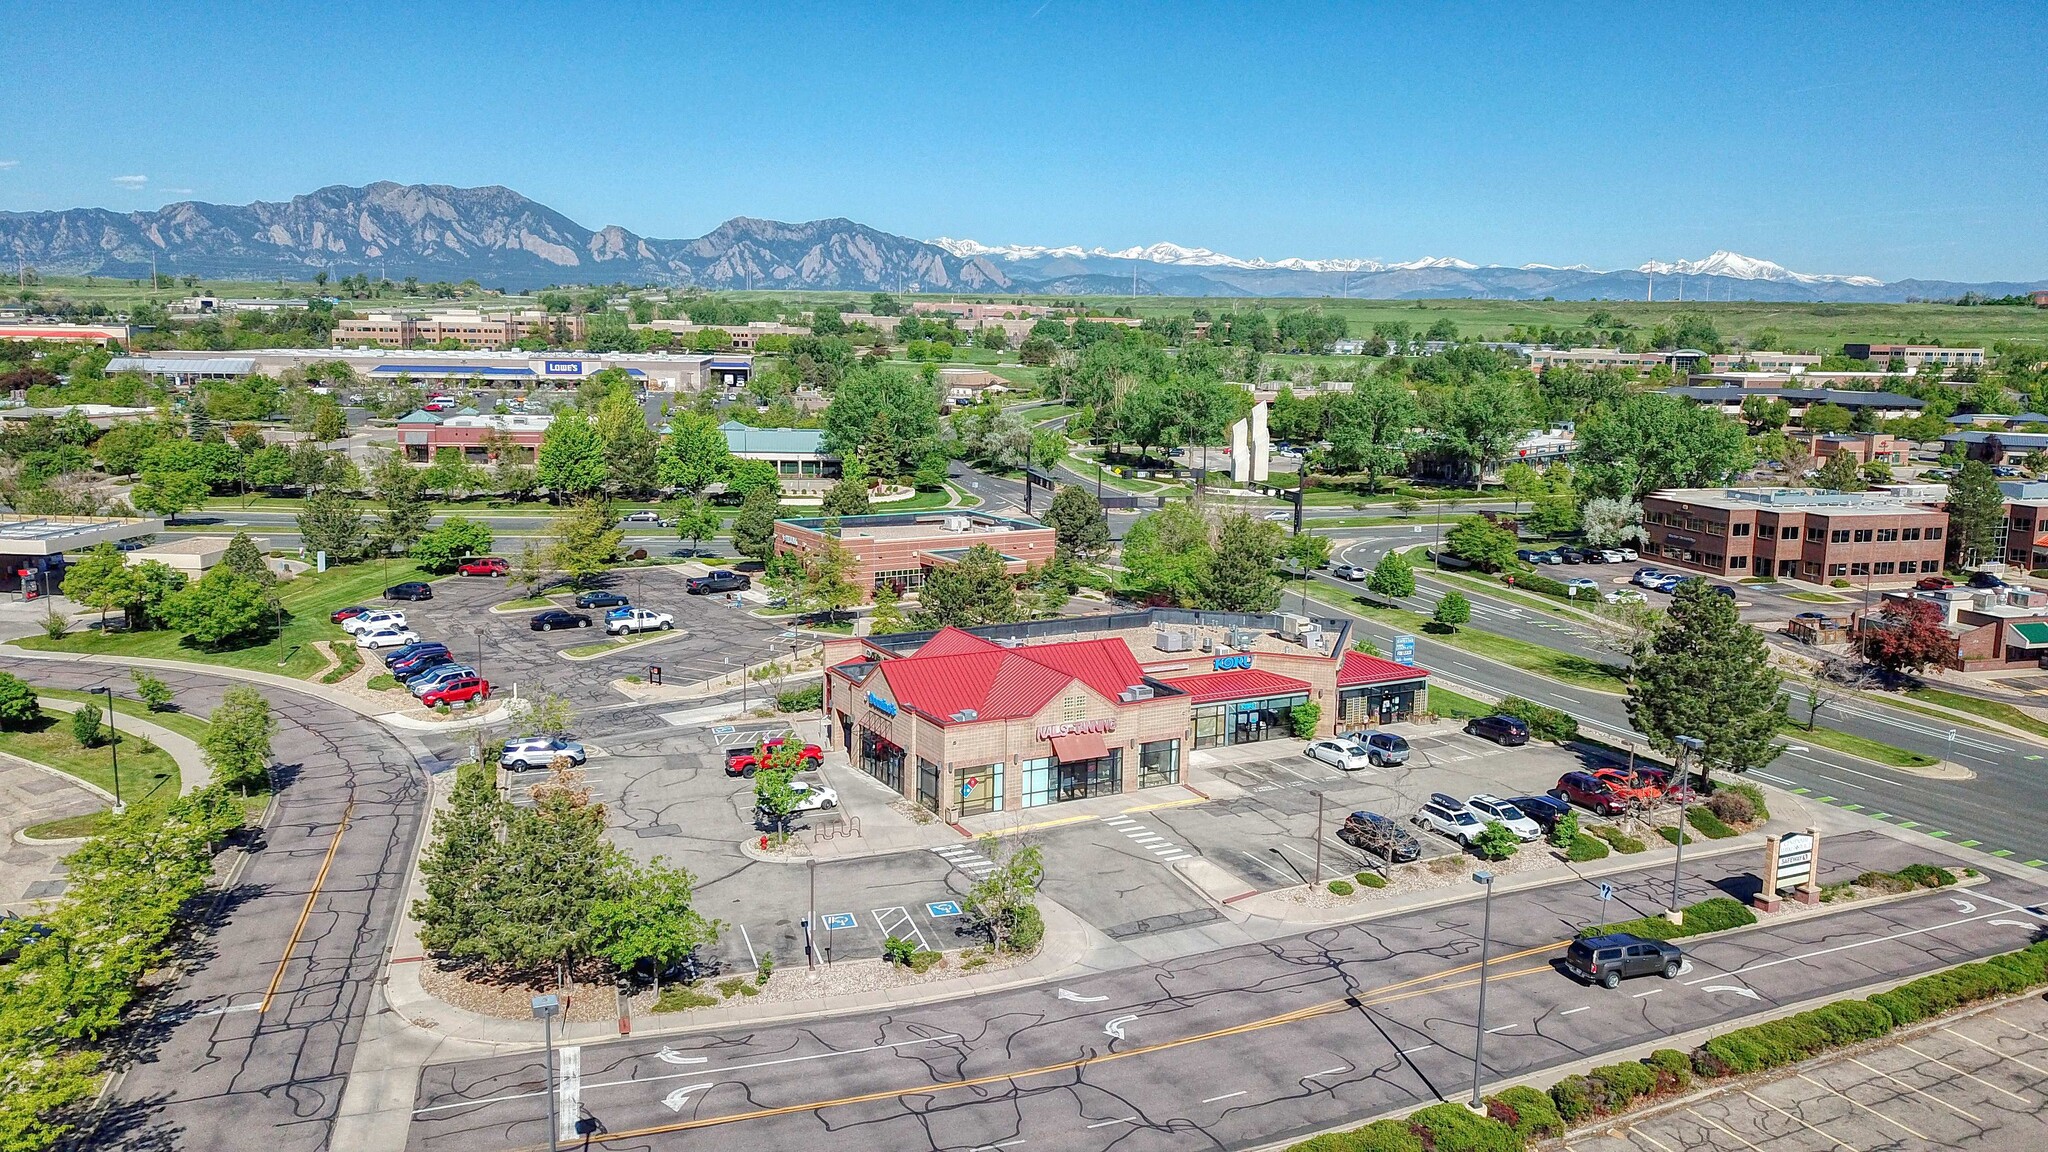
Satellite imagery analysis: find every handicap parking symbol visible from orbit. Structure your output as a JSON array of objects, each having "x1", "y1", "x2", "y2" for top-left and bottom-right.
[
  {"x1": 821, "y1": 912, "x2": 857, "y2": 931},
  {"x1": 926, "y1": 901, "x2": 963, "y2": 918}
]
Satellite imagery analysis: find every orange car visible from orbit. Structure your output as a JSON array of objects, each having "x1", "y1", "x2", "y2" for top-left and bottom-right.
[{"x1": 1590, "y1": 768, "x2": 1664, "y2": 803}]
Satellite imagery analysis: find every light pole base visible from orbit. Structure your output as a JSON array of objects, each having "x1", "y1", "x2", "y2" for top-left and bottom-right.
[
  {"x1": 1464, "y1": 1098, "x2": 1489, "y2": 1115},
  {"x1": 1662, "y1": 908, "x2": 1684, "y2": 926},
  {"x1": 111, "y1": 802, "x2": 126, "y2": 816}
]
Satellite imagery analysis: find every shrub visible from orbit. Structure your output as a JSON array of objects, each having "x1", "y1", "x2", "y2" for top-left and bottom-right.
[
  {"x1": 882, "y1": 935, "x2": 917, "y2": 966},
  {"x1": 1646, "y1": 1049, "x2": 1692, "y2": 1094},
  {"x1": 1704, "y1": 789, "x2": 1755, "y2": 827},
  {"x1": 1894, "y1": 863, "x2": 1956, "y2": 888},
  {"x1": 1516, "y1": 571, "x2": 1569, "y2": 597},
  {"x1": 776, "y1": 684, "x2": 824, "y2": 712},
  {"x1": 1566, "y1": 833, "x2": 1609, "y2": 862},
  {"x1": 1290, "y1": 701, "x2": 1322, "y2": 739},
  {"x1": 1002, "y1": 904, "x2": 1045, "y2": 953},
  {"x1": 1327, "y1": 879, "x2": 1355, "y2": 896},
  {"x1": 1831, "y1": 577, "x2": 1853, "y2": 588},
  {"x1": 1873, "y1": 963, "x2": 2026, "y2": 1025},
  {"x1": 1697, "y1": 999, "x2": 1895, "y2": 1076},
  {"x1": 1550, "y1": 1074, "x2": 1595, "y2": 1123},
  {"x1": 367, "y1": 674, "x2": 399, "y2": 692},
  {"x1": 652, "y1": 984, "x2": 719, "y2": 1012},
  {"x1": 1486, "y1": 1085, "x2": 1562, "y2": 1140},
  {"x1": 714, "y1": 976, "x2": 759, "y2": 998},
  {"x1": 1583, "y1": 897, "x2": 1755, "y2": 941},
  {"x1": 70, "y1": 701, "x2": 104, "y2": 748},
  {"x1": 0, "y1": 672, "x2": 41, "y2": 730},
  {"x1": 1588, "y1": 1060, "x2": 1658, "y2": 1112},
  {"x1": 1547, "y1": 808, "x2": 1580, "y2": 849},
  {"x1": 1587, "y1": 825, "x2": 1645, "y2": 854},
  {"x1": 908, "y1": 948, "x2": 944, "y2": 973},
  {"x1": 1495, "y1": 695, "x2": 1578, "y2": 742},
  {"x1": 1404, "y1": 1102, "x2": 1521, "y2": 1152},
  {"x1": 1354, "y1": 871, "x2": 1387, "y2": 889},
  {"x1": 1721, "y1": 781, "x2": 1768, "y2": 822},
  {"x1": 1686, "y1": 806, "x2": 1737, "y2": 839},
  {"x1": 1472, "y1": 820, "x2": 1520, "y2": 862},
  {"x1": 755, "y1": 949, "x2": 774, "y2": 985}
]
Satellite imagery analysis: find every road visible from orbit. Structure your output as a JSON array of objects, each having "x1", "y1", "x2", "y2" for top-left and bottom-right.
[
  {"x1": 1, "y1": 657, "x2": 428, "y2": 1152},
  {"x1": 1310, "y1": 528, "x2": 2048, "y2": 866},
  {"x1": 404, "y1": 831, "x2": 2046, "y2": 1152}
]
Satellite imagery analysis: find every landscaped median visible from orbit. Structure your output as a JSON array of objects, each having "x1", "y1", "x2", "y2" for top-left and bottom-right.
[{"x1": 1278, "y1": 936, "x2": 2048, "y2": 1152}]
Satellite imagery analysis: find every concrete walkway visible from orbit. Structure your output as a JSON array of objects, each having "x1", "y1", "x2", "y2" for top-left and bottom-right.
[{"x1": 36, "y1": 696, "x2": 211, "y2": 795}]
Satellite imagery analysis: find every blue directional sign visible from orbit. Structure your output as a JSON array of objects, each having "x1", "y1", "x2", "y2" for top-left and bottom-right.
[
  {"x1": 1392, "y1": 634, "x2": 1417, "y2": 666},
  {"x1": 821, "y1": 912, "x2": 857, "y2": 931},
  {"x1": 926, "y1": 901, "x2": 963, "y2": 918},
  {"x1": 1597, "y1": 881, "x2": 1614, "y2": 901}
]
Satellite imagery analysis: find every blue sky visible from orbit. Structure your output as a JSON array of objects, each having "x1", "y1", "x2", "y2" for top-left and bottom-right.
[{"x1": 3, "y1": 1, "x2": 2043, "y2": 281}]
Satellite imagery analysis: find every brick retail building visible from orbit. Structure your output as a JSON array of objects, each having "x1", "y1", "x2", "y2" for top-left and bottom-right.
[
  {"x1": 773, "y1": 511, "x2": 1059, "y2": 601},
  {"x1": 1641, "y1": 488, "x2": 1947, "y2": 584}
]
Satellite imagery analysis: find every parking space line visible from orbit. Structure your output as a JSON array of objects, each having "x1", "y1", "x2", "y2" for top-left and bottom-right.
[
  {"x1": 1741, "y1": 1089, "x2": 1860, "y2": 1152},
  {"x1": 1894, "y1": 1041, "x2": 2033, "y2": 1105},
  {"x1": 1942, "y1": 1026, "x2": 2048, "y2": 1076},
  {"x1": 1845, "y1": 1056, "x2": 1984, "y2": 1123},
  {"x1": 1624, "y1": 1126, "x2": 1681, "y2": 1152},
  {"x1": 1797, "y1": 1072, "x2": 1929, "y2": 1141},
  {"x1": 871, "y1": 906, "x2": 929, "y2": 951},
  {"x1": 1084, "y1": 1116, "x2": 1139, "y2": 1129},
  {"x1": 1690, "y1": 1110, "x2": 1766, "y2": 1152}
]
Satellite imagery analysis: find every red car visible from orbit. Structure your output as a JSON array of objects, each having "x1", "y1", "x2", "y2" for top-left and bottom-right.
[
  {"x1": 1915, "y1": 575, "x2": 1955, "y2": 591},
  {"x1": 331, "y1": 605, "x2": 371, "y2": 624},
  {"x1": 1553, "y1": 772, "x2": 1627, "y2": 815},
  {"x1": 421, "y1": 676, "x2": 491, "y2": 707},
  {"x1": 1591, "y1": 768, "x2": 1664, "y2": 803},
  {"x1": 458, "y1": 557, "x2": 510, "y2": 577},
  {"x1": 724, "y1": 738, "x2": 825, "y2": 777}
]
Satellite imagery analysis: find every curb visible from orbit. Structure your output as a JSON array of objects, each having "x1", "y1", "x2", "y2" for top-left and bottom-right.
[{"x1": 558, "y1": 628, "x2": 690, "y2": 662}]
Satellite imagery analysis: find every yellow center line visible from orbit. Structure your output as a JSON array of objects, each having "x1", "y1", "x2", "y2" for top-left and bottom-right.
[
  {"x1": 260, "y1": 799, "x2": 352, "y2": 1014},
  {"x1": 518, "y1": 941, "x2": 1567, "y2": 1148}
]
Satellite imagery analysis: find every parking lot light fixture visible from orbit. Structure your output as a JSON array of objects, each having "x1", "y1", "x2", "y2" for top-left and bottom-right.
[
  {"x1": 531, "y1": 994, "x2": 561, "y2": 1152},
  {"x1": 98, "y1": 686, "x2": 124, "y2": 815},
  {"x1": 1668, "y1": 734, "x2": 1705, "y2": 924},
  {"x1": 1468, "y1": 869, "x2": 1496, "y2": 1110}
]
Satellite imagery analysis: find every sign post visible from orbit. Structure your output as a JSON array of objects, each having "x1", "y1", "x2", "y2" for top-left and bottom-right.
[
  {"x1": 1756, "y1": 827, "x2": 1820, "y2": 912},
  {"x1": 1596, "y1": 881, "x2": 1613, "y2": 932}
]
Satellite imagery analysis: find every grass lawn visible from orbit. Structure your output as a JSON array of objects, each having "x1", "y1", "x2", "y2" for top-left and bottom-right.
[
  {"x1": 1425, "y1": 684, "x2": 1494, "y2": 719},
  {"x1": 12, "y1": 560, "x2": 435, "y2": 679},
  {"x1": 1902, "y1": 686, "x2": 2048, "y2": 741},
  {"x1": 0, "y1": 712, "x2": 182, "y2": 821},
  {"x1": 1424, "y1": 563, "x2": 1594, "y2": 618},
  {"x1": 1779, "y1": 719, "x2": 1937, "y2": 768},
  {"x1": 1783, "y1": 590, "x2": 1851, "y2": 604},
  {"x1": 35, "y1": 687, "x2": 212, "y2": 746},
  {"x1": 494, "y1": 594, "x2": 560, "y2": 611},
  {"x1": 1067, "y1": 452, "x2": 1177, "y2": 495},
  {"x1": 1302, "y1": 583, "x2": 1630, "y2": 691},
  {"x1": 564, "y1": 631, "x2": 678, "y2": 658}
]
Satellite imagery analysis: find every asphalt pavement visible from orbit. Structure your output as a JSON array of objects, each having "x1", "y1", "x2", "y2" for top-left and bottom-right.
[{"x1": 402, "y1": 830, "x2": 2047, "y2": 1152}]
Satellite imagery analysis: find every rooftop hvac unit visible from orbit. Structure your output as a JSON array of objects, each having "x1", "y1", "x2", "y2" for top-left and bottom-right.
[
  {"x1": 1153, "y1": 629, "x2": 1194, "y2": 653},
  {"x1": 941, "y1": 514, "x2": 973, "y2": 532},
  {"x1": 1118, "y1": 685, "x2": 1155, "y2": 702},
  {"x1": 1277, "y1": 613, "x2": 1311, "y2": 640},
  {"x1": 1200, "y1": 635, "x2": 1215, "y2": 653},
  {"x1": 1299, "y1": 626, "x2": 1323, "y2": 650},
  {"x1": 950, "y1": 708, "x2": 979, "y2": 722},
  {"x1": 1226, "y1": 628, "x2": 1257, "y2": 649}
]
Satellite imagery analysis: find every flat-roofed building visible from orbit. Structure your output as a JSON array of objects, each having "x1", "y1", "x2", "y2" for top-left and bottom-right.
[
  {"x1": 1844, "y1": 343, "x2": 1985, "y2": 369},
  {"x1": 1641, "y1": 487, "x2": 1947, "y2": 584},
  {"x1": 1941, "y1": 430, "x2": 2048, "y2": 466},
  {"x1": 0, "y1": 323, "x2": 134, "y2": 346},
  {"x1": 1803, "y1": 431, "x2": 1906, "y2": 466},
  {"x1": 1665, "y1": 386, "x2": 1924, "y2": 423},
  {"x1": 774, "y1": 511, "x2": 1055, "y2": 600},
  {"x1": 124, "y1": 348, "x2": 729, "y2": 392},
  {"x1": 0, "y1": 514, "x2": 165, "y2": 597},
  {"x1": 331, "y1": 310, "x2": 587, "y2": 349},
  {"x1": 721, "y1": 422, "x2": 837, "y2": 495},
  {"x1": 420, "y1": 412, "x2": 552, "y2": 463}
]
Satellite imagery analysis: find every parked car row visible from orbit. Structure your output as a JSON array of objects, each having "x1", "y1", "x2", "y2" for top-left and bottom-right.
[
  {"x1": 331, "y1": 595, "x2": 492, "y2": 708},
  {"x1": 1516, "y1": 546, "x2": 1639, "y2": 565}
]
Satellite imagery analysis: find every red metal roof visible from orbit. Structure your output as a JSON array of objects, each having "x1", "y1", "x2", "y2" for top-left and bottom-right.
[
  {"x1": 908, "y1": 626, "x2": 1004, "y2": 659},
  {"x1": 1339, "y1": 650, "x2": 1430, "y2": 687},
  {"x1": 871, "y1": 632, "x2": 1152, "y2": 724},
  {"x1": 1167, "y1": 668, "x2": 1312, "y2": 705}
]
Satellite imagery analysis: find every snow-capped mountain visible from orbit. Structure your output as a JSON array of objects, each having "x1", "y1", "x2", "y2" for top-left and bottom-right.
[{"x1": 1635, "y1": 250, "x2": 1885, "y2": 287}]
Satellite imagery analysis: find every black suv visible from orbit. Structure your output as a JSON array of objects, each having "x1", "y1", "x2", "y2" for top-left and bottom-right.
[
  {"x1": 1465, "y1": 714, "x2": 1529, "y2": 746},
  {"x1": 1565, "y1": 933, "x2": 1684, "y2": 988},
  {"x1": 575, "y1": 590, "x2": 630, "y2": 609},
  {"x1": 1337, "y1": 811, "x2": 1422, "y2": 862},
  {"x1": 384, "y1": 581, "x2": 434, "y2": 601}
]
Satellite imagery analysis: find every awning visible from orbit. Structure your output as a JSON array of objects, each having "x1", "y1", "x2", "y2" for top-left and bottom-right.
[
  {"x1": 2007, "y1": 622, "x2": 2048, "y2": 649},
  {"x1": 1049, "y1": 731, "x2": 1109, "y2": 762}
]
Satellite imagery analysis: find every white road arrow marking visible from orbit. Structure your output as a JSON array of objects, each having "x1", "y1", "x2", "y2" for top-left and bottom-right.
[
  {"x1": 661, "y1": 1083, "x2": 713, "y2": 1112},
  {"x1": 1952, "y1": 898, "x2": 1978, "y2": 913},
  {"x1": 1057, "y1": 988, "x2": 1109, "y2": 1003},
  {"x1": 656, "y1": 1046, "x2": 707, "y2": 1065},
  {"x1": 1677, "y1": 959, "x2": 1694, "y2": 976},
  {"x1": 1104, "y1": 1014, "x2": 1138, "y2": 1040},
  {"x1": 1991, "y1": 918, "x2": 2031, "y2": 928},
  {"x1": 1703, "y1": 985, "x2": 1761, "y2": 1000}
]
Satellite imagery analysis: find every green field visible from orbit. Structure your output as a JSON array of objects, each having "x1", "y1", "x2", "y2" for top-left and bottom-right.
[{"x1": 12, "y1": 560, "x2": 433, "y2": 679}]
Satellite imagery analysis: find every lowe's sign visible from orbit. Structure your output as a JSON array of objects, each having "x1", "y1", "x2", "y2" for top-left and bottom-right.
[{"x1": 543, "y1": 360, "x2": 586, "y2": 376}]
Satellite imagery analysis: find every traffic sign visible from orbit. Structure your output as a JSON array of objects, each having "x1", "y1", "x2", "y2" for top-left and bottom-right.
[
  {"x1": 821, "y1": 912, "x2": 857, "y2": 931},
  {"x1": 926, "y1": 901, "x2": 963, "y2": 918},
  {"x1": 1597, "y1": 881, "x2": 1613, "y2": 901}
]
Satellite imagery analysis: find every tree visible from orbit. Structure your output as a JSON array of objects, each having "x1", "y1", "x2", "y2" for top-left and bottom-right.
[
  {"x1": 913, "y1": 544, "x2": 1019, "y2": 628},
  {"x1": 163, "y1": 567, "x2": 271, "y2": 647},
  {"x1": 1813, "y1": 449, "x2": 1866, "y2": 492},
  {"x1": 1322, "y1": 378, "x2": 1416, "y2": 492},
  {"x1": 656, "y1": 410, "x2": 734, "y2": 495},
  {"x1": 1119, "y1": 502, "x2": 1213, "y2": 606},
  {"x1": 0, "y1": 672, "x2": 39, "y2": 729},
  {"x1": 1627, "y1": 580, "x2": 1785, "y2": 785},
  {"x1": 1368, "y1": 549, "x2": 1416, "y2": 602},
  {"x1": 870, "y1": 583, "x2": 911, "y2": 633},
  {"x1": 201, "y1": 686, "x2": 275, "y2": 789},
  {"x1": 1444, "y1": 516, "x2": 1519, "y2": 572},
  {"x1": 411, "y1": 516, "x2": 495, "y2": 572},
  {"x1": 1284, "y1": 532, "x2": 1332, "y2": 582},
  {"x1": 965, "y1": 835, "x2": 1044, "y2": 954},
  {"x1": 1042, "y1": 485, "x2": 1110, "y2": 561},
  {"x1": 1500, "y1": 461, "x2": 1543, "y2": 512},
  {"x1": 219, "y1": 531, "x2": 272, "y2": 585},
  {"x1": 1434, "y1": 377, "x2": 1532, "y2": 490},
  {"x1": 1575, "y1": 393, "x2": 1754, "y2": 502},
  {"x1": 371, "y1": 453, "x2": 431, "y2": 552},
  {"x1": 587, "y1": 857, "x2": 721, "y2": 993},
  {"x1": 796, "y1": 536, "x2": 863, "y2": 620},
  {"x1": 547, "y1": 501, "x2": 623, "y2": 588},
  {"x1": 1862, "y1": 598, "x2": 1956, "y2": 680},
  {"x1": 1204, "y1": 512, "x2": 1284, "y2": 612},
  {"x1": 511, "y1": 687, "x2": 578, "y2": 738},
  {"x1": 131, "y1": 668, "x2": 174, "y2": 712},
  {"x1": 536, "y1": 407, "x2": 607, "y2": 498},
  {"x1": 60, "y1": 542, "x2": 129, "y2": 628},
  {"x1": 243, "y1": 443, "x2": 296, "y2": 491},
  {"x1": 1945, "y1": 459, "x2": 2004, "y2": 567},
  {"x1": 1740, "y1": 394, "x2": 1791, "y2": 432},
  {"x1": 752, "y1": 741, "x2": 806, "y2": 837},
  {"x1": 822, "y1": 365, "x2": 942, "y2": 479},
  {"x1": 1580, "y1": 497, "x2": 1648, "y2": 548},
  {"x1": 594, "y1": 393, "x2": 659, "y2": 497},
  {"x1": 1432, "y1": 591, "x2": 1471, "y2": 631},
  {"x1": 731, "y1": 485, "x2": 780, "y2": 563},
  {"x1": 669, "y1": 498, "x2": 722, "y2": 556},
  {"x1": 1471, "y1": 820, "x2": 1519, "y2": 862},
  {"x1": 70, "y1": 701, "x2": 104, "y2": 749},
  {"x1": 820, "y1": 476, "x2": 871, "y2": 517},
  {"x1": 131, "y1": 468, "x2": 207, "y2": 522},
  {"x1": 1802, "y1": 403, "x2": 1854, "y2": 435},
  {"x1": 479, "y1": 774, "x2": 620, "y2": 975},
  {"x1": 297, "y1": 488, "x2": 371, "y2": 563}
]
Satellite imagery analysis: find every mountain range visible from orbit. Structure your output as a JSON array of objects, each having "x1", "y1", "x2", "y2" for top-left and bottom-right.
[{"x1": 1, "y1": 182, "x2": 2040, "y2": 302}]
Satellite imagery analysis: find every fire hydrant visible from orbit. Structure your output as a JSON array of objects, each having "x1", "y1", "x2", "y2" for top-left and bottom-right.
[{"x1": 759, "y1": 835, "x2": 769, "y2": 850}]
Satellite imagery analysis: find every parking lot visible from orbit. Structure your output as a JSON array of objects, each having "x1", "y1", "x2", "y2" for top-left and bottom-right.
[{"x1": 1571, "y1": 993, "x2": 2048, "y2": 1152}]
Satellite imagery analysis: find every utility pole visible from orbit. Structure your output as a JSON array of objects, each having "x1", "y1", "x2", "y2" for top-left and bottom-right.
[{"x1": 1667, "y1": 735, "x2": 1704, "y2": 923}]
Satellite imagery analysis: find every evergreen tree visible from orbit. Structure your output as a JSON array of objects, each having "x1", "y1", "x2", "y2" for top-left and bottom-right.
[
  {"x1": 219, "y1": 531, "x2": 273, "y2": 585},
  {"x1": 913, "y1": 544, "x2": 1019, "y2": 628},
  {"x1": 372, "y1": 454, "x2": 431, "y2": 552},
  {"x1": 1945, "y1": 459, "x2": 2004, "y2": 567},
  {"x1": 413, "y1": 761, "x2": 514, "y2": 960},
  {"x1": 482, "y1": 780, "x2": 620, "y2": 973},
  {"x1": 820, "y1": 476, "x2": 872, "y2": 517},
  {"x1": 1043, "y1": 485, "x2": 1110, "y2": 561},
  {"x1": 731, "y1": 485, "x2": 780, "y2": 562},
  {"x1": 869, "y1": 583, "x2": 911, "y2": 634},
  {"x1": 1202, "y1": 512, "x2": 1282, "y2": 612},
  {"x1": 297, "y1": 488, "x2": 371, "y2": 563},
  {"x1": 1627, "y1": 580, "x2": 1785, "y2": 785}
]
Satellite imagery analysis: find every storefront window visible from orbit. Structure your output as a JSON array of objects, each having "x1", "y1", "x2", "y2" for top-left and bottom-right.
[
  {"x1": 1020, "y1": 756, "x2": 1056, "y2": 808},
  {"x1": 1196, "y1": 695, "x2": 1308, "y2": 747},
  {"x1": 958, "y1": 762, "x2": 1003, "y2": 816},
  {"x1": 917, "y1": 757, "x2": 940, "y2": 812},
  {"x1": 1339, "y1": 685, "x2": 1420, "y2": 727},
  {"x1": 1057, "y1": 750, "x2": 1122, "y2": 801},
  {"x1": 858, "y1": 728, "x2": 905, "y2": 792},
  {"x1": 1138, "y1": 740, "x2": 1179, "y2": 788}
]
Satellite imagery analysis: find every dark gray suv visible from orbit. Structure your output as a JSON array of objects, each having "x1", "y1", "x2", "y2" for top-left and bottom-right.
[{"x1": 1565, "y1": 933, "x2": 1683, "y2": 988}]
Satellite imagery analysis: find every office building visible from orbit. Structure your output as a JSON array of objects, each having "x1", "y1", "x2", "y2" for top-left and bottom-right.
[{"x1": 1641, "y1": 488, "x2": 1947, "y2": 583}]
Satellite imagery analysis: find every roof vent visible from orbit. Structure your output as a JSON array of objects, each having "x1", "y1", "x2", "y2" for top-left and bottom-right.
[
  {"x1": 950, "y1": 708, "x2": 979, "y2": 722},
  {"x1": 1118, "y1": 684, "x2": 1155, "y2": 703}
]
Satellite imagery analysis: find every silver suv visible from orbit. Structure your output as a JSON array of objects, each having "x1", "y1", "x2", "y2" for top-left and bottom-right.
[
  {"x1": 1412, "y1": 793, "x2": 1487, "y2": 846},
  {"x1": 500, "y1": 736, "x2": 587, "y2": 771}
]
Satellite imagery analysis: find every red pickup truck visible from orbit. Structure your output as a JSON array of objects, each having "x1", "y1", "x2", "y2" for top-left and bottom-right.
[{"x1": 724, "y1": 738, "x2": 824, "y2": 777}]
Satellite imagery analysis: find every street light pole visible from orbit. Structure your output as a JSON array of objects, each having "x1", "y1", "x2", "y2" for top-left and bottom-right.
[
  {"x1": 1311, "y1": 790, "x2": 1325, "y2": 888},
  {"x1": 98, "y1": 686, "x2": 123, "y2": 815},
  {"x1": 1945, "y1": 728, "x2": 1957, "y2": 771},
  {"x1": 531, "y1": 994, "x2": 561, "y2": 1152},
  {"x1": 1468, "y1": 869, "x2": 1496, "y2": 1110},
  {"x1": 1668, "y1": 735, "x2": 1704, "y2": 923}
]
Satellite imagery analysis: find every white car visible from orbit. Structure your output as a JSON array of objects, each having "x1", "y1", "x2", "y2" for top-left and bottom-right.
[
  {"x1": 1305, "y1": 737, "x2": 1375, "y2": 771},
  {"x1": 1603, "y1": 587, "x2": 1647, "y2": 604},
  {"x1": 1262, "y1": 510, "x2": 1291, "y2": 522},
  {"x1": 1597, "y1": 549, "x2": 1627, "y2": 563},
  {"x1": 356, "y1": 627, "x2": 421, "y2": 650},
  {"x1": 1616, "y1": 548, "x2": 1639, "y2": 562},
  {"x1": 1412, "y1": 793, "x2": 1488, "y2": 846},
  {"x1": 1330, "y1": 563, "x2": 1369, "y2": 581},
  {"x1": 1466, "y1": 794, "x2": 1543, "y2": 842},
  {"x1": 342, "y1": 609, "x2": 407, "y2": 635},
  {"x1": 760, "y1": 780, "x2": 839, "y2": 814},
  {"x1": 1563, "y1": 577, "x2": 1601, "y2": 594},
  {"x1": 605, "y1": 607, "x2": 675, "y2": 635}
]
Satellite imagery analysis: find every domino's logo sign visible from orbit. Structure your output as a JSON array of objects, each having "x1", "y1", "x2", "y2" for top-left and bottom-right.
[{"x1": 543, "y1": 360, "x2": 585, "y2": 375}]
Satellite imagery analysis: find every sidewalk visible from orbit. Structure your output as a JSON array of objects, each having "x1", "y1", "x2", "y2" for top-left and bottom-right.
[{"x1": 37, "y1": 696, "x2": 212, "y2": 795}]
